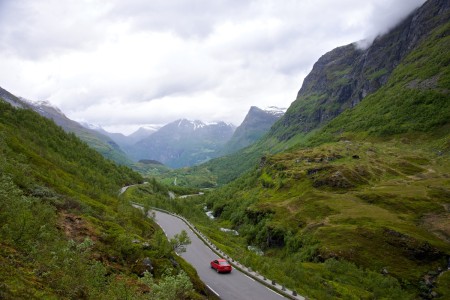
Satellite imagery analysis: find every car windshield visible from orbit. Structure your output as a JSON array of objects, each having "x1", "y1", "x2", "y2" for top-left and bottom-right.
[{"x1": 219, "y1": 261, "x2": 229, "y2": 266}]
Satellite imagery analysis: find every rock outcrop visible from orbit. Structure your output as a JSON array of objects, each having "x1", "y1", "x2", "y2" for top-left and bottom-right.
[{"x1": 271, "y1": 0, "x2": 450, "y2": 141}]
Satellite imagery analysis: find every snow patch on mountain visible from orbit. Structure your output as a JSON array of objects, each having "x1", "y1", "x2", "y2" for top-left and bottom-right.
[
  {"x1": 81, "y1": 122, "x2": 104, "y2": 131},
  {"x1": 175, "y1": 119, "x2": 234, "y2": 131},
  {"x1": 139, "y1": 124, "x2": 162, "y2": 133},
  {"x1": 25, "y1": 99, "x2": 65, "y2": 115},
  {"x1": 263, "y1": 106, "x2": 287, "y2": 116}
]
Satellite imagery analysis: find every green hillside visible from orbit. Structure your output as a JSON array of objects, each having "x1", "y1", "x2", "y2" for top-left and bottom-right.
[
  {"x1": 0, "y1": 101, "x2": 209, "y2": 299},
  {"x1": 187, "y1": 0, "x2": 450, "y2": 187},
  {"x1": 197, "y1": 10, "x2": 450, "y2": 299},
  {"x1": 1, "y1": 0, "x2": 448, "y2": 299},
  {"x1": 309, "y1": 22, "x2": 450, "y2": 144},
  {"x1": 130, "y1": 12, "x2": 450, "y2": 297},
  {"x1": 65, "y1": 126, "x2": 133, "y2": 166},
  {"x1": 0, "y1": 86, "x2": 133, "y2": 167}
]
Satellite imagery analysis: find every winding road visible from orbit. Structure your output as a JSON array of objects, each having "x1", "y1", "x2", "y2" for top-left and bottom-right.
[{"x1": 153, "y1": 210, "x2": 288, "y2": 300}]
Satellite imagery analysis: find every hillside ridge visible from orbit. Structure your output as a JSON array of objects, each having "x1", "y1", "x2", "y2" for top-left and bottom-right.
[{"x1": 195, "y1": 0, "x2": 450, "y2": 185}]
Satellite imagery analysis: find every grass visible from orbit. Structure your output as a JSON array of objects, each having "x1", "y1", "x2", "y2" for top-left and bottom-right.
[
  {"x1": 0, "y1": 101, "x2": 212, "y2": 299},
  {"x1": 195, "y1": 138, "x2": 450, "y2": 298},
  {"x1": 127, "y1": 14, "x2": 450, "y2": 300},
  {"x1": 124, "y1": 133, "x2": 450, "y2": 299}
]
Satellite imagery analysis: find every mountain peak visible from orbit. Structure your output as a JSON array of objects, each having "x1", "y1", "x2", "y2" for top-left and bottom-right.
[
  {"x1": 271, "y1": 0, "x2": 450, "y2": 142},
  {"x1": 263, "y1": 106, "x2": 287, "y2": 116},
  {"x1": 221, "y1": 105, "x2": 285, "y2": 155},
  {"x1": 176, "y1": 119, "x2": 205, "y2": 130},
  {"x1": 129, "y1": 118, "x2": 235, "y2": 168},
  {"x1": 26, "y1": 99, "x2": 65, "y2": 115},
  {"x1": 132, "y1": 125, "x2": 161, "y2": 135},
  {"x1": 174, "y1": 119, "x2": 235, "y2": 131}
]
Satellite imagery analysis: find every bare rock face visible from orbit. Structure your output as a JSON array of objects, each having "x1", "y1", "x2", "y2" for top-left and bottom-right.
[{"x1": 271, "y1": 0, "x2": 450, "y2": 141}]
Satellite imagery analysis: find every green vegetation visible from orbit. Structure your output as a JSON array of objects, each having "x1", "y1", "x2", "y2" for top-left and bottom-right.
[
  {"x1": 131, "y1": 161, "x2": 173, "y2": 177},
  {"x1": 75, "y1": 130, "x2": 133, "y2": 166},
  {"x1": 179, "y1": 133, "x2": 308, "y2": 187},
  {"x1": 0, "y1": 102, "x2": 209, "y2": 299},
  {"x1": 2, "y1": 2, "x2": 449, "y2": 300},
  {"x1": 310, "y1": 22, "x2": 450, "y2": 144},
  {"x1": 194, "y1": 19, "x2": 450, "y2": 299},
  {"x1": 170, "y1": 139, "x2": 448, "y2": 299},
  {"x1": 135, "y1": 14, "x2": 450, "y2": 300}
]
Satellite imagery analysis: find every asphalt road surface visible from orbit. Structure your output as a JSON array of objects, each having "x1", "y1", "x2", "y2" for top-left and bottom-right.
[{"x1": 153, "y1": 210, "x2": 287, "y2": 300}]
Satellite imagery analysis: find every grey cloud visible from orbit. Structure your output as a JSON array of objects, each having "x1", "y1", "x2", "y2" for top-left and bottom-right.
[
  {"x1": 0, "y1": 0, "x2": 109, "y2": 59},
  {"x1": 0, "y1": 0, "x2": 427, "y2": 133},
  {"x1": 362, "y1": 0, "x2": 426, "y2": 44},
  {"x1": 108, "y1": 0, "x2": 251, "y2": 38}
]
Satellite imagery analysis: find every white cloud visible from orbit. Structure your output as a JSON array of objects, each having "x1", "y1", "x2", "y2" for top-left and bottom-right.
[{"x1": 0, "y1": 0, "x2": 426, "y2": 134}]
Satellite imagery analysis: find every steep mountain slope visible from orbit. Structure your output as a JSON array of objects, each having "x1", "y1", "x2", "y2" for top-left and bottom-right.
[
  {"x1": 194, "y1": 0, "x2": 450, "y2": 185},
  {"x1": 201, "y1": 0, "x2": 450, "y2": 298},
  {"x1": 127, "y1": 126, "x2": 160, "y2": 143},
  {"x1": 0, "y1": 86, "x2": 28, "y2": 108},
  {"x1": 221, "y1": 106, "x2": 285, "y2": 155},
  {"x1": 28, "y1": 100, "x2": 133, "y2": 165},
  {"x1": 0, "y1": 87, "x2": 132, "y2": 166},
  {"x1": 0, "y1": 99, "x2": 208, "y2": 299},
  {"x1": 129, "y1": 119, "x2": 235, "y2": 168},
  {"x1": 271, "y1": 0, "x2": 449, "y2": 141}
]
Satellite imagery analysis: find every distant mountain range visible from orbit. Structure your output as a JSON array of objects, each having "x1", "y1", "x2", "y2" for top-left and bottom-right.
[
  {"x1": 0, "y1": 86, "x2": 288, "y2": 169},
  {"x1": 126, "y1": 119, "x2": 236, "y2": 168},
  {"x1": 83, "y1": 123, "x2": 160, "y2": 149},
  {"x1": 122, "y1": 106, "x2": 285, "y2": 167},
  {"x1": 82, "y1": 106, "x2": 285, "y2": 168}
]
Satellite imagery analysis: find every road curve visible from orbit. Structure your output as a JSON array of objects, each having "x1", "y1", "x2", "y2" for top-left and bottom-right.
[{"x1": 153, "y1": 210, "x2": 287, "y2": 300}]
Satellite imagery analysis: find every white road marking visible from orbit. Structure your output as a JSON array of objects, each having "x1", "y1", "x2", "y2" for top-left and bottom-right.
[
  {"x1": 244, "y1": 274, "x2": 255, "y2": 282},
  {"x1": 207, "y1": 285, "x2": 220, "y2": 297},
  {"x1": 267, "y1": 287, "x2": 284, "y2": 298},
  {"x1": 151, "y1": 209, "x2": 293, "y2": 299}
]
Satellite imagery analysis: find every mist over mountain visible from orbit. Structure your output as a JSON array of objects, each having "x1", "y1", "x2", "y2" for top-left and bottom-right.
[
  {"x1": 271, "y1": 0, "x2": 449, "y2": 142},
  {"x1": 0, "y1": 86, "x2": 28, "y2": 108}
]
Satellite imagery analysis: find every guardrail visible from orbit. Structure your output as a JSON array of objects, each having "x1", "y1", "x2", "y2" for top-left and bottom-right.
[{"x1": 131, "y1": 202, "x2": 306, "y2": 300}]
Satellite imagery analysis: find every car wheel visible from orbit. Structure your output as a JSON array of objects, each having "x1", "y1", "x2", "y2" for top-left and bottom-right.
[{"x1": 216, "y1": 268, "x2": 220, "y2": 273}]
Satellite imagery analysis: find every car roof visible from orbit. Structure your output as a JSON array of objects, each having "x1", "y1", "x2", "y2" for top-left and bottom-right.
[{"x1": 217, "y1": 259, "x2": 228, "y2": 262}]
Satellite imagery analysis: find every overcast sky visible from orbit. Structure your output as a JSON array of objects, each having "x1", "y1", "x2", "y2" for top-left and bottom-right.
[{"x1": 0, "y1": 0, "x2": 425, "y2": 134}]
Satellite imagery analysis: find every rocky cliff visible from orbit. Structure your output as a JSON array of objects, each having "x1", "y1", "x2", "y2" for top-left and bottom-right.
[{"x1": 271, "y1": 0, "x2": 449, "y2": 141}]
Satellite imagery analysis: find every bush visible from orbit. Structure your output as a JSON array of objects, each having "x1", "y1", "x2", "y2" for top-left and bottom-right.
[{"x1": 140, "y1": 270, "x2": 194, "y2": 300}]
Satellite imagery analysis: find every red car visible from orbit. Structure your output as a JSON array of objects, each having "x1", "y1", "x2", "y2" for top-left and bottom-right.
[{"x1": 210, "y1": 259, "x2": 232, "y2": 273}]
